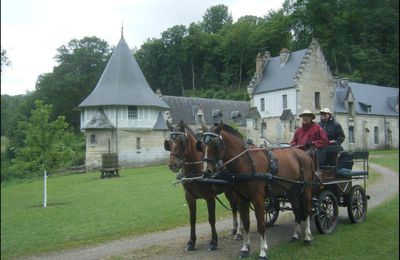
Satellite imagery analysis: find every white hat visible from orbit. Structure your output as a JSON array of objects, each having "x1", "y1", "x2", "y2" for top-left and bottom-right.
[
  {"x1": 320, "y1": 108, "x2": 331, "y2": 114},
  {"x1": 299, "y1": 109, "x2": 315, "y2": 119}
]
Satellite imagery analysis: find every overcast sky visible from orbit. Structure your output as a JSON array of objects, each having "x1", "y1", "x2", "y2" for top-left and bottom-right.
[{"x1": 1, "y1": 0, "x2": 284, "y2": 96}]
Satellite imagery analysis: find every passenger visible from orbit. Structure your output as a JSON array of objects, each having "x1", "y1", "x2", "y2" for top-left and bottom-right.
[
  {"x1": 290, "y1": 109, "x2": 329, "y2": 150},
  {"x1": 318, "y1": 108, "x2": 345, "y2": 146}
]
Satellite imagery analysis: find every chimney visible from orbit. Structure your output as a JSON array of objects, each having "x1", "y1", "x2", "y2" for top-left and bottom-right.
[
  {"x1": 340, "y1": 78, "x2": 349, "y2": 88},
  {"x1": 256, "y1": 52, "x2": 264, "y2": 81},
  {"x1": 280, "y1": 48, "x2": 290, "y2": 67},
  {"x1": 155, "y1": 88, "x2": 162, "y2": 97}
]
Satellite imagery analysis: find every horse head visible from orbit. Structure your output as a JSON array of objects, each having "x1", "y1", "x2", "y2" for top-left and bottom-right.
[
  {"x1": 197, "y1": 121, "x2": 229, "y2": 177},
  {"x1": 164, "y1": 120, "x2": 201, "y2": 174}
]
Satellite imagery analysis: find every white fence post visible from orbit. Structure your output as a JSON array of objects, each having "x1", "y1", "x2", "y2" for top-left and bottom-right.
[{"x1": 43, "y1": 169, "x2": 47, "y2": 208}]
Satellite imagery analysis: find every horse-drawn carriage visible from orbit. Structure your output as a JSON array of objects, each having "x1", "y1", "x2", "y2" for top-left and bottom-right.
[
  {"x1": 264, "y1": 148, "x2": 369, "y2": 234},
  {"x1": 165, "y1": 120, "x2": 370, "y2": 259}
]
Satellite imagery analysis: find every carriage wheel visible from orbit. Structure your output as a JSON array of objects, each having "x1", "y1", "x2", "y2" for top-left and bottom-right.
[
  {"x1": 314, "y1": 190, "x2": 338, "y2": 234},
  {"x1": 347, "y1": 185, "x2": 367, "y2": 223},
  {"x1": 264, "y1": 197, "x2": 280, "y2": 227}
]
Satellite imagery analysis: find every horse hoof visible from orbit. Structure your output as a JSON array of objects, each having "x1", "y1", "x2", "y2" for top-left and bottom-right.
[
  {"x1": 186, "y1": 242, "x2": 195, "y2": 251},
  {"x1": 304, "y1": 240, "x2": 312, "y2": 246},
  {"x1": 259, "y1": 256, "x2": 268, "y2": 260},
  {"x1": 240, "y1": 250, "x2": 250, "y2": 258},
  {"x1": 208, "y1": 242, "x2": 218, "y2": 251},
  {"x1": 289, "y1": 237, "x2": 299, "y2": 243},
  {"x1": 235, "y1": 234, "x2": 243, "y2": 240}
]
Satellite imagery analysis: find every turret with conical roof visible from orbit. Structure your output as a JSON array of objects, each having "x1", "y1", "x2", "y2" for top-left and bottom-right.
[{"x1": 79, "y1": 35, "x2": 168, "y2": 109}]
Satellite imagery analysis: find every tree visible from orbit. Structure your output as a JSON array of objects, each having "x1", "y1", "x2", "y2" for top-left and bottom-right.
[
  {"x1": 34, "y1": 36, "x2": 112, "y2": 131},
  {"x1": 202, "y1": 5, "x2": 233, "y2": 34},
  {"x1": 9, "y1": 100, "x2": 81, "y2": 179},
  {"x1": 1, "y1": 49, "x2": 11, "y2": 73}
]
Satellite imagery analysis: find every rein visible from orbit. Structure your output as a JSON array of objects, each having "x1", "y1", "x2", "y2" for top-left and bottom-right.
[{"x1": 222, "y1": 147, "x2": 268, "y2": 168}]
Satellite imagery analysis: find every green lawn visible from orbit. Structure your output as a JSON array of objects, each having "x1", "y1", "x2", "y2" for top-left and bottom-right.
[
  {"x1": 1, "y1": 166, "x2": 232, "y2": 259},
  {"x1": 1, "y1": 150, "x2": 398, "y2": 259},
  {"x1": 259, "y1": 194, "x2": 399, "y2": 260}
]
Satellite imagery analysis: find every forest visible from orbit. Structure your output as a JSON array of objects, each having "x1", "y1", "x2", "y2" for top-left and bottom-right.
[{"x1": 1, "y1": 0, "x2": 398, "y2": 180}]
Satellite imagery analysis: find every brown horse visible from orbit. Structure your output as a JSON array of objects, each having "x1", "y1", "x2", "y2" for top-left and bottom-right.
[
  {"x1": 197, "y1": 122, "x2": 315, "y2": 259},
  {"x1": 164, "y1": 120, "x2": 240, "y2": 251}
]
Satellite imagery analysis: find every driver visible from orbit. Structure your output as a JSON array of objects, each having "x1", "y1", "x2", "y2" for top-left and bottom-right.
[{"x1": 290, "y1": 109, "x2": 329, "y2": 150}]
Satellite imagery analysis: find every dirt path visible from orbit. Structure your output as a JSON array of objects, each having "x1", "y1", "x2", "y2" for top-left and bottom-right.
[{"x1": 20, "y1": 162, "x2": 398, "y2": 260}]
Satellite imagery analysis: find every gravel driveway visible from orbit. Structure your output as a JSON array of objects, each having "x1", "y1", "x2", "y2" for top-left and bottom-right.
[{"x1": 20, "y1": 162, "x2": 398, "y2": 260}]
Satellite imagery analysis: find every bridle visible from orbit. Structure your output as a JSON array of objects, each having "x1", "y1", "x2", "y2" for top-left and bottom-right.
[{"x1": 166, "y1": 131, "x2": 201, "y2": 171}]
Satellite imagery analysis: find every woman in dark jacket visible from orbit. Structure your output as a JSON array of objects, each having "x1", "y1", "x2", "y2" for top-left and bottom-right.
[{"x1": 318, "y1": 108, "x2": 345, "y2": 145}]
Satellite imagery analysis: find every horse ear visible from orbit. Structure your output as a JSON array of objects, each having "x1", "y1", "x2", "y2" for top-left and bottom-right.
[
  {"x1": 166, "y1": 120, "x2": 174, "y2": 131},
  {"x1": 195, "y1": 140, "x2": 203, "y2": 152},
  {"x1": 178, "y1": 120, "x2": 185, "y2": 132},
  {"x1": 214, "y1": 121, "x2": 223, "y2": 134},
  {"x1": 164, "y1": 140, "x2": 170, "y2": 151}
]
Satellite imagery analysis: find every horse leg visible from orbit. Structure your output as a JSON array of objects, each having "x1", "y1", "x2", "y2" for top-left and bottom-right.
[
  {"x1": 185, "y1": 191, "x2": 196, "y2": 251},
  {"x1": 225, "y1": 190, "x2": 239, "y2": 235},
  {"x1": 237, "y1": 200, "x2": 251, "y2": 258},
  {"x1": 288, "y1": 195, "x2": 302, "y2": 242},
  {"x1": 206, "y1": 197, "x2": 218, "y2": 251},
  {"x1": 301, "y1": 187, "x2": 313, "y2": 245},
  {"x1": 254, "y1": 196, "x2": 268, "y2": 259}
]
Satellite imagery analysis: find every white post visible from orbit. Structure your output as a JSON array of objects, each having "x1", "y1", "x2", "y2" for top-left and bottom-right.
[{"x1": 43, "y1": 169, "x2": 47, "y2": 208}]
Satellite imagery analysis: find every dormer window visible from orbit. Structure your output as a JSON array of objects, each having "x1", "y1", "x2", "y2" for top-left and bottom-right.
[
  {"x1": 212, "y1": 109, "x2": 223, "y2": 123},
  {"x1": 197, "y1": 114, "x2": 203, "y2": 124},
  {"x1": 128, "y1": 106, "x2": 138, "y2": 119},
  {"x1": 231, "y1": 111, "x2": 241, "y2": 123}
]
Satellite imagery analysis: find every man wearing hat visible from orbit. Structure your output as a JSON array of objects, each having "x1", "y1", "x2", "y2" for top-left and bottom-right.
[
  {"x1": 290, "y1": 109, "x2": 329, "y2": 149},
  {"x1": 318, "y1": 108, "x2": 345, "y2": 146}
]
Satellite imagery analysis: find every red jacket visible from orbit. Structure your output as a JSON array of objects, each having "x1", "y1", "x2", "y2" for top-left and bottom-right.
[{"x1": 290, "y1": 122, "x2": 329, "y2": 149}]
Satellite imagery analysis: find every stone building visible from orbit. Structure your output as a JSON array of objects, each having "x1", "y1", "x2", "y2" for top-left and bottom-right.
[
  {"x1": 78, "y1": 34, "x2": 250, "y2": 170},
  {"x1": 246, "y1": 39, "x2": 399, "y2": 151}
]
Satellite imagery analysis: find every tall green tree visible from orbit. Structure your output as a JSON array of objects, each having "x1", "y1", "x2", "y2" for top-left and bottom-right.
[
  {"x1": 201, "y1": 4, "x2": 233, "y2": 33},
  {"x1": 8, "y1": 100, "x2": 82, "y2": 179},
  {"x1": 35, "y1": 36, "x2": 112, "y2": 131}
]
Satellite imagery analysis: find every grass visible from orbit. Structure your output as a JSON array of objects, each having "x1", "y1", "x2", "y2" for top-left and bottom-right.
[
  {"x1": 257, "y1": 194, "x2": 399, "y2": 260},
  {"x1": 1, "y1": 165, "x2": 232, "y2": 259},
  {"x1": 1, "y1": 149, "x2": 398, "y2": 259}
]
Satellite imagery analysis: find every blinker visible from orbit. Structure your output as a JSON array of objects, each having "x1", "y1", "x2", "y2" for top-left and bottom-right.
[{"x1": 164, "y1": 139, "x2": 170, "y2": 151}]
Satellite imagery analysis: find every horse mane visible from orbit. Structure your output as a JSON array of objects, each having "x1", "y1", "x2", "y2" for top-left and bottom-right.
[{"x1": 216, "y1": 123, "x2": 243, "y2": 139}]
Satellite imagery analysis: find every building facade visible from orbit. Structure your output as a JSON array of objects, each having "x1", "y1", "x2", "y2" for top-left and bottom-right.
[{"x1": 246, "y1": 39, "x2": 399, "y2": 151}]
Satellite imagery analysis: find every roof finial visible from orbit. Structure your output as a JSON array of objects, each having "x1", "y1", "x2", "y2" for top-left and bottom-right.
[{"x1": 121, "y1": 21, "x2": 124, "y2": 38}]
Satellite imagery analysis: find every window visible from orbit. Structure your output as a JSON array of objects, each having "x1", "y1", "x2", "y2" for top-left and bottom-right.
[
  {"x1": 348, "y1": 102, "x2": 354, "y2": 117},
  {"x1": 348, "y1": 126, "x2": 355, "y2": 143},
  {"x1": 374, "y1": 127, "x2": 379, "y2": 144},
  {"x1": 260, "y1": 98, "x2": 265, "y2": 112},
  {"x1": 128, "y1": 106, "x2": 138, "y2": 119},
  {"x1": 261, "y1": 122, "x2": 267, "y2": 137},
  {"x1": 289, "y1": 119, "x2": 294, "y2": 132},
  {"x1": 282, "y1": 95, "x2": 287, "y2": 110},
  {"x1": 254, "y1": 118, "x2": 258, "y2": 130},
  {"x1": 197, "y1": 114, "x2": 203, "y2": 124},
  {"x1": 136, "y1": 137, "x2": 141, "y2": 150},
  {"x1": 314, "y1": 92, "x2": 320, "y2": 109},
  {"x1": 90, "y1": 134, "x2": 96, "y2": 145}
]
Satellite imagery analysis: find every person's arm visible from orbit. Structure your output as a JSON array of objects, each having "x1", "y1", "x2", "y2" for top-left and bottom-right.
[
  {"x1": 335, "y1": 123, "x2": 345, "y2": 144},
  {"x1": 312, "y1": 125, "x2": 329, "y2": 149}
]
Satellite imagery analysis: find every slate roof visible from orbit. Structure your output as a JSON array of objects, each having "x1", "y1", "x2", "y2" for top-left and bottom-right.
[
  {"x1": 334, "y1": 82, "x2": 399, "y2": 116},
  {"x1": 253, "y1": 49, "x2": 307, "y2": 94},
  {"x1": 161, "y1": 96, "x2": 250, "y2": 126},
  {"x1": 78, "y1": 36, "x2": 169, "y2": 110},
  {"x1": 153, "y1": 112, "x2": 168, "y2": 130}
]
